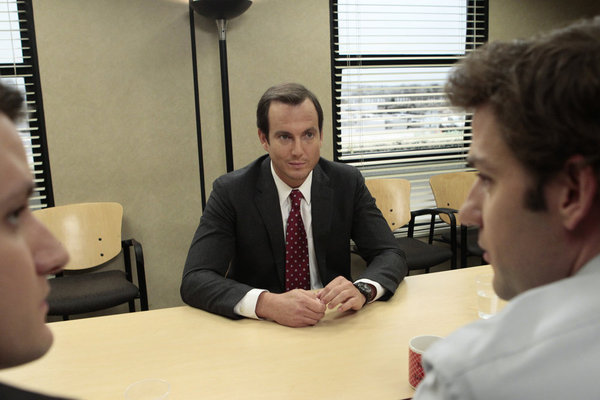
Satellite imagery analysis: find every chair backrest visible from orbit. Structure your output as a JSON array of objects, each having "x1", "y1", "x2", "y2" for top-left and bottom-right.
[
  {"x1": 33, "y1": 202, "x2": 123, "y2": 271},
  {"x1": 429, "y1": 171, "x2": 477, "y2": 225},
  {"x1": 365, "y1": 178, "x2": 411, "y2": 232}
]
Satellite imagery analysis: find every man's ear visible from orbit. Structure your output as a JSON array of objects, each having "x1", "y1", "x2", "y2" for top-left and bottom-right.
[
  {"x1": 558, "y1": 155, "x2": 598, "y2": 231},
  {"x1": 258, "y1": 129, "x2": 269, "y2": 151}
]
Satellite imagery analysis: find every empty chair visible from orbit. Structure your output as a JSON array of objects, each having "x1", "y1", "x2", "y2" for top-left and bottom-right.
[
  {"x1": 33, "y1": 202, "x2": 149, "y2": 319},
  {"x1": 429, "y1": 171, "x2": 484, "y2": 268},
  {"x1": 365, "y1": 178, "x2": 456, "y2": 273}
]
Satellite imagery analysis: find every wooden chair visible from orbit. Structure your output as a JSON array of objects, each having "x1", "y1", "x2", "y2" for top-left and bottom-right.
[
  {"x1": 429, "y1": 171, "x2": 483, "y2": 268},
  {"x1": 365, "y1": 178, "x2": 456, "y2": 273},
  {"x1": 34, "y1": 202, "x2": 149, "y2": 320}
]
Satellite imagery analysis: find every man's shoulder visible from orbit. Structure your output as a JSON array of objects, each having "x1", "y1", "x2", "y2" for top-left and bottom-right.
[
  {"x1": 214, "y1": 155, "x2": 269, "y2": 188},
  {"x1": 315, "y1": 158, "x2": 362, "y2": 182},
  {"x1": 422, "y1": 269, "x2": 600, "y2": 396}
]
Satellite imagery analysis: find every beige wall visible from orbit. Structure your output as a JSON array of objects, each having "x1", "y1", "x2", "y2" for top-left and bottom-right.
[
  {"x1": 33, "y1": 0, "x2": 200, "y2": 313},
  {"x1": 32, "y1": 0, "x2": 597, "y2": 314},
  {"x1": 490, "y1": 0, "x2": 598, "y2": 40}
]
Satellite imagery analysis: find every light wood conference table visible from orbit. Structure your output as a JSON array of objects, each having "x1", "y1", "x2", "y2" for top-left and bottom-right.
[{"x1": 0, "y1": 265, "x2": 500, "y2": 399}]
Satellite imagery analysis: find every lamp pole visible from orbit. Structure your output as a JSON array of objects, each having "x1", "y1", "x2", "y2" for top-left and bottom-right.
[
  {"x1": 190, "y1": 0, "x2": 252, "y2": 173},
  {"x1": 216, "y1": 19, "x2": 234, "y2": 172}
]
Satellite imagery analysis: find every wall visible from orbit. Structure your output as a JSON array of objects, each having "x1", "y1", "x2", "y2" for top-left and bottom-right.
[
  {"x1": 490, "y1": 0, "x2": 598, "y2": 40},
  {"x1": 32, "y1": 0, "x2": 598, "y2": 313},
  {"x1": 33, "y1": 0, "x2": 200, "y2": 313}
]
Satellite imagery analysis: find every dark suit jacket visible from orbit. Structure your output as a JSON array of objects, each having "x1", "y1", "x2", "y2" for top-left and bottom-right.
[
  {"x1": 0, "y1": 382, "x2": 72, "y2": 399},
  {"x1": 181, "y1": 155, "x2": 407, "y2": 319}
]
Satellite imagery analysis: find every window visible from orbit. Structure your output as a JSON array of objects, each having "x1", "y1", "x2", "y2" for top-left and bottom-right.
[
  {"x1": 0, "y1": 0, "x2": 53, "y2": 209},
  {"x1": 330, "y1": 0, "x2": 488, "y2": 219}
]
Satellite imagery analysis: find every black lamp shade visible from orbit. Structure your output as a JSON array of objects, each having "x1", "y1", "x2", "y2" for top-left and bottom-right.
[{"x1": 190, "y1": 0, "x2": 252, "y2": 20}]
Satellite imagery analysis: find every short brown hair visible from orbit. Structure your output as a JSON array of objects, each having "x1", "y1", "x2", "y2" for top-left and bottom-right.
[
  {"x1": 256, "y1": 83, "x2": 323, "y2": 141},
  {"x1": 0, "y1": 81, "x2": 24, "y2": 122},
  {"x1": 446, "y1": 17, "x2": 600, "y2": 210}
]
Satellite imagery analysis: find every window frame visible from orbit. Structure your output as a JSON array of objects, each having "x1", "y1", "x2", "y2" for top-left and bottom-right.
[
  {"x1": 0, "y1": 0, "x2": 54, "y2": 209},
  {"x1": 330, "y1": 0, "x2": 488, "y2": 163},
  {"x1": 329, "y1": 0, "x2": 488, "y2": 232}
]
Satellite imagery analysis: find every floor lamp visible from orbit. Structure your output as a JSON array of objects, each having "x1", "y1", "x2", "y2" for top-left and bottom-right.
[{"x1": 190, "y1": 0, "x2": 252, "y2": 173}]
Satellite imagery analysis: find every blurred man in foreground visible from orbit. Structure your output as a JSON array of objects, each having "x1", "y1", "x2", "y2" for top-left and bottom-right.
[
  {"x1": 0, "y1": 81, "x2": 70, "y2": 399},
  {"x1": 414, "y1": 17, "x2": 600, "y2": 399}
]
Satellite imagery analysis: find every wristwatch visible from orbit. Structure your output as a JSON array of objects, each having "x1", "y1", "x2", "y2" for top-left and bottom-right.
[{"x1": 354, "y1": 282, "x2": 376, "y2": 305}]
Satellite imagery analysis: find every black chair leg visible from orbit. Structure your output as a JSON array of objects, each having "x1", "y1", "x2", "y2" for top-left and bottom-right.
[{"x1": 460, "y1": 225, "x2": 468, "y2": 268}]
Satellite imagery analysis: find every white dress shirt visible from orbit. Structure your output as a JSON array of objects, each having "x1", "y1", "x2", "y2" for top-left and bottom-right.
[
  {"x1": 234, "y1": 161, "x2": 384, "y2": 318},
  {"x1": 414, "y1": 254, "x2": 600, "y2": 400}
]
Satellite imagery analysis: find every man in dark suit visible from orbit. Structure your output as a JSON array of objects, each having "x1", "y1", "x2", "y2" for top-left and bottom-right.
[{"x1": 181, "y1": 83, "x2": 406, "y2": 327}]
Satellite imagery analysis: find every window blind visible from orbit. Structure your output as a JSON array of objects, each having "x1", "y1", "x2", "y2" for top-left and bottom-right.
[
  {"x1": 0, "y1": 0, "x2": 53, "y2": 210},
  {"x1": 330, "y1": 0, "x2": 487, "y2": 232}
]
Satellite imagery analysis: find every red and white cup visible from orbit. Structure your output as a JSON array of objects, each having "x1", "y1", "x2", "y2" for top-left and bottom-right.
[{"x1": 408, "y1": 335, "x2": 443, "y2": 389}]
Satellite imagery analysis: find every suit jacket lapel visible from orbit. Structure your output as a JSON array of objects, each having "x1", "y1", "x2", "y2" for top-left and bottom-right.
[
  {"x1": 254, "y1": 157, "x2": 286, "y2": 288},
  {"x1": 311, "y1": 161, "x2": 333, "y2": 279}
]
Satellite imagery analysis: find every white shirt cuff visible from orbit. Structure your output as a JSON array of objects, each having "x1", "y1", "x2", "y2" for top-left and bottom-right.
[{"x1": 233, "y1": 288, "x2": 268, "y2": 319}]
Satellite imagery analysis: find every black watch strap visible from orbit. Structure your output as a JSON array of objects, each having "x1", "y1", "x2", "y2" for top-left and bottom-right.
[{"x1": 354, "y1": 282, "x2": 376, "y2": 304}]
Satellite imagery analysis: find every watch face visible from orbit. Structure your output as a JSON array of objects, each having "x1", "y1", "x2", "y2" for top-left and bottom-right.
[{"x1": 356, "y1": 283, "x2": 373, "y2": 302}]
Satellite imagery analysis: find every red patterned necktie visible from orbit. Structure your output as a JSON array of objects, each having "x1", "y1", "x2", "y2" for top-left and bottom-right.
[{"x1": 285, "y1": 189, "x2": 310, "y2": 291}]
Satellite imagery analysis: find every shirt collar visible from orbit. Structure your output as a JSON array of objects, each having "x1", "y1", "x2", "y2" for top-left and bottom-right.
[
  {"x1": 270, "y1": 161, "x2": 312, "y2": 206},
  {"x1": 577, "y1": 252, "x2": 600, "y2": 277}
]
